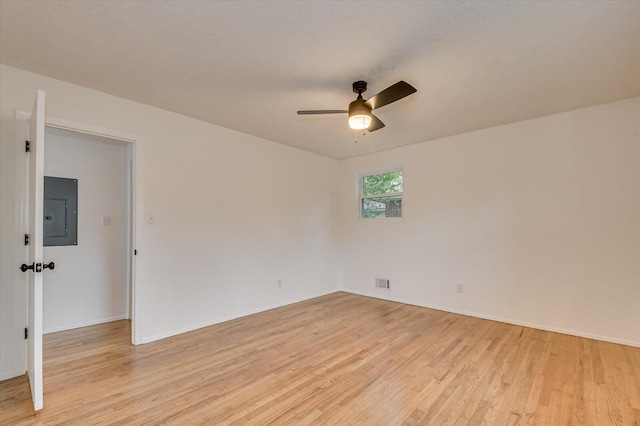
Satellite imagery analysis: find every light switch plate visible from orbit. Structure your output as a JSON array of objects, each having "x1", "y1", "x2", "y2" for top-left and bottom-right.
[
  {"x1": 102, "y1": 216, "x2": 111, "y2": 226},
  {"x1": 147, "y1": 213, "x2": 156, "y2": 225}
]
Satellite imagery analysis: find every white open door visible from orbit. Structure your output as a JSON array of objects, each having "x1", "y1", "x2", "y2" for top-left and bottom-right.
[{"x1": 26, "y1": 90, "x2": 46, "y2": 411}]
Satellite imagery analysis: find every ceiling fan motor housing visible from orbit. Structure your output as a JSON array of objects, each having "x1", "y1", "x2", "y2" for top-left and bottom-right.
[{"x1": 349, "y1": 97, "x2": 371, "y2": 116}]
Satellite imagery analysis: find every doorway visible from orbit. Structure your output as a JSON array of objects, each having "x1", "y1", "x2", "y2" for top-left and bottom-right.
[{"x1": 42, "y1": 127, "x2": 133, "y2": 334}]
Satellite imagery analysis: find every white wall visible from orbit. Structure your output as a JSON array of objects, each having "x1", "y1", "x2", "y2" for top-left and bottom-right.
[
  {"x1": 0, "y1": 65, "x2": 340, "y2": 379},
  {"x1": 338, "y1": 97, "x2": 640, "y2": 346},
  {"x1": 43, "y1": 127, "x2": 129, "y2": 333}
]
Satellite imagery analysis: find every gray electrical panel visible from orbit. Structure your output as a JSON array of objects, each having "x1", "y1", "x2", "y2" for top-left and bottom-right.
[{"x1": 44, "y1": 176, "x2": 78, "y2": 246}]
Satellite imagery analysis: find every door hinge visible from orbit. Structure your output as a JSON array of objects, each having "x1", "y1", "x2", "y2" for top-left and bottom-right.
[
  {"x1": 25, "y1": 140, "x2": 30, "y2": 152},
  {"x1": 24, "y1": 234, "x2": 29, "y2": 245},
  {"x1": 24, "y1": 327, "x2": 28, "y2": 340},
  {"x1": 134, "y1": 249, "x2": 137, "y2": 256}
]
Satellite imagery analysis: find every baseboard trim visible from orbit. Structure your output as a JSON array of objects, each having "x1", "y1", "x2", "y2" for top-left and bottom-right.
[
  {"x1": 43, "y1": 315, "x2": 129, "y2": 335},
  {"x1": 142, "y1": 289, "x2": 339, "y2": 344},
  {"x1": 1, "y1": 371, "x2": 25, "y2": 381},
  {"x1": 342, "y1": 289, "x2": 640, "y2": 348}
]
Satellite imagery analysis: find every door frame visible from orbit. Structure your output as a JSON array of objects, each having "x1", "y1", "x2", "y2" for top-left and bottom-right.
[{"x1": 14, "y1": 110, "x2": 143, "y2": 365}]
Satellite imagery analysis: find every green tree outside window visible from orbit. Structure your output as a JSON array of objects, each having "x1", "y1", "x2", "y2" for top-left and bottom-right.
[{"x1": 362, "y1": 171, "x2": 403, "y2": 218}]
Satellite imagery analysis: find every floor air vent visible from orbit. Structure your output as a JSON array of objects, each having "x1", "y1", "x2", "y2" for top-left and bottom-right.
[{"x1": 375, "y1": 278, "x2": 390, "y2": 290}]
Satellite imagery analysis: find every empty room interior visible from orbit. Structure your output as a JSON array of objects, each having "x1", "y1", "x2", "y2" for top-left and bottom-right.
[{"x1": 0, "y1": 1, "x2": 639, "y2": 425}]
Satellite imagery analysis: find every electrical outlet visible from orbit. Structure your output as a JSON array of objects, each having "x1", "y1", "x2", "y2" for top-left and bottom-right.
[
  {"x1": 147, "y1": 213, "x2": 156, "y2": 225},
  {"x1": 102, "y1": 216, "x2": 111, "y2": 226},
  {"x1": 456, "y1": 282, "x2": 464, "y2": 293}
]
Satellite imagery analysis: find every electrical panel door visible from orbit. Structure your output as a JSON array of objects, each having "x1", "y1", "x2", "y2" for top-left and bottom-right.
[{"x1": 43, "y1": 176, "x2": 78, "y2": 246}]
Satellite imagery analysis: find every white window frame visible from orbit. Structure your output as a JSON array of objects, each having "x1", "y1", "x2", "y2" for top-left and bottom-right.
[{"x1": 359, "y1": 169, "x2": 404, "y2": 220}]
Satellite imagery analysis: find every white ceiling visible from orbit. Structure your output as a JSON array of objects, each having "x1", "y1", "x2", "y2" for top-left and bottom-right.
[{"x1": 1, "y1": 1, "x2": 639, "y2": 159}]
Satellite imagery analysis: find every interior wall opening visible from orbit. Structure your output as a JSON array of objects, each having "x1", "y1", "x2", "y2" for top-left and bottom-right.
[{"x1": 42, "y1": 126, "x2": 133, "y2": 336}]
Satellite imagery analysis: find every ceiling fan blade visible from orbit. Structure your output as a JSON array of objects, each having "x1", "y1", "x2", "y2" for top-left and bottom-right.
[
  {"x1": 368, "y1": 114, "x2": 385, "y2": 132},
  {"x1": 366, "y1": 81, "x2": 417, "y2": 110},
  {"x1": 297, "y1": 110, "x2": 348, "y2": 115}
]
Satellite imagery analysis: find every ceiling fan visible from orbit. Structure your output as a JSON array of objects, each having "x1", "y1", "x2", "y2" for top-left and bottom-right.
[{"x1": 297, "y1": 80, "x2": 417, "y2": 132}]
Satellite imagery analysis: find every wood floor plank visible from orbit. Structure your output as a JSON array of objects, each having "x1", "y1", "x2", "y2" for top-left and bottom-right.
[{"x1": 1, "y1": 292, "x2": 638, "y2": 425}]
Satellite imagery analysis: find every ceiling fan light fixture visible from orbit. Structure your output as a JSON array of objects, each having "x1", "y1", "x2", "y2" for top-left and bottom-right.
[
  {"x1": 348, "y1": 113, "x2": 372, "y2": 130},
  {"x1": 348, "y1": 97, "x2": 372, "y2": 130}
]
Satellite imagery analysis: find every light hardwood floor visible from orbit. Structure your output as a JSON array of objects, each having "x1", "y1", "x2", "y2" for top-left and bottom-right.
[{"x1": 1, "y1": 292, "x2": 639, "y2": 425}]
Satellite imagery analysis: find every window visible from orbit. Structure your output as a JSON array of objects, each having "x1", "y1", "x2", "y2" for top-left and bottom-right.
[{"x1": 361, "y1": 170, "x2": 403, "y2": 219}]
